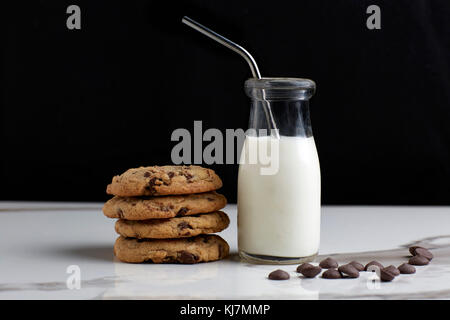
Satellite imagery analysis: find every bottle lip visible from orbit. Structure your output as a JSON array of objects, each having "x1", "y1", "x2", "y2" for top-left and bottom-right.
[
  {"x1": 245, "y1": 77, "x2": 316, "y2": 90},
  {"x1": 245, "y1": 77, "x2": 316, "y2": 101}
]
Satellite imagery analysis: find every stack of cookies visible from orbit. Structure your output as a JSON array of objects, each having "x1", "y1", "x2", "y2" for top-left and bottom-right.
[{"x1": 102, "y1": 165, "x2": 230, "y2": 264}]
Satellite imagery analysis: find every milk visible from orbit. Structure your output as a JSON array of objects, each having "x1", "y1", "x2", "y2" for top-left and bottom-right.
[{"x1": 238, "y1": 135, "x2": 321, "y2": 259}]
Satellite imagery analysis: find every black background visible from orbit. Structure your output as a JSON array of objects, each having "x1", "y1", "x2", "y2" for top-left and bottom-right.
[{"x1": 2, "y1": 0, "x2": 450, "y2": 204}]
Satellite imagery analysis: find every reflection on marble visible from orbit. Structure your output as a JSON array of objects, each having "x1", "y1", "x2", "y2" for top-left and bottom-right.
[
  {"x1": 99, "y1": 236, "x2": 450, "y2": 300},
  {"x1": 101, "y1": 254, "x2": 319, "y2": 300},
  {"x1": 1, "y1": 203, "x2": 450, "y2": 299}
]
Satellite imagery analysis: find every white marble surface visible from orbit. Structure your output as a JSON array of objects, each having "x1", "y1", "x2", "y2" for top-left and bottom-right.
[{"x1": 0, "y1": 202, "x2": 449, "y2": 299}]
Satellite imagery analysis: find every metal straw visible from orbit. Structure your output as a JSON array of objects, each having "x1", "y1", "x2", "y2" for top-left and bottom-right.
[
  {"x1": 182, "y1": 16, "x2": 261, "y2": 79},
  {"x1": 182, "y1": 16, "x2": 279, "y2": 138}
]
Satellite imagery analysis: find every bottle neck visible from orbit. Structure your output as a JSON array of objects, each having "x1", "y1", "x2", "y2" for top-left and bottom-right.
[
  {"x1": 248, "y1": 99, "x2": 313, "y2": 137},
  {"x1": 244, "y1": 78, "x2": 316, "y2": 138}
]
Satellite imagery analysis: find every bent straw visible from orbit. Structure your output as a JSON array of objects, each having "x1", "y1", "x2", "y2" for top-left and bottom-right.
[
  {"x1": 182, "y1": 16, "x2": 279, "y2": 138},
  {"x1": 182, "y1": 16, "x2": 261, "y2": 79}
]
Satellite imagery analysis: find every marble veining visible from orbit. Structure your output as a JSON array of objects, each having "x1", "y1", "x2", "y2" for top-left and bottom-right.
[{"x1": 0, "y1": 276, "x2": 121, "y2": 292}]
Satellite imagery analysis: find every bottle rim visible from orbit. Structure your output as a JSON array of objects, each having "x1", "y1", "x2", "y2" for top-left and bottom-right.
[
  {"x1": 245, "y1": 77, "x2": 316, "y2": 101},
  {"x1": 245, "y1": 77, "x2": 315, "y2": 90}
]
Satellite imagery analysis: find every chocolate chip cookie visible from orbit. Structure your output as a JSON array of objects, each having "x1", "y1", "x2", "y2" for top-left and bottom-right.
[
  {"x1": 115, "y1": 211, "x2": 230, "y2": 239},
  {"x1": 103, "y1": 191, "x2": 226, "y2": 220},
  {"x1": 114, "y1": 234, "x2": 229, "y2": 263},
  {"x1": 106, "y1": 165, "x2": 222, "y2": 197}
]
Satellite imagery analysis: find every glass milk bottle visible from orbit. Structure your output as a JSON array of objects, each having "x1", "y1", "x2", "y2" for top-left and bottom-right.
[{"x1": 238, "y1": 78, "x2": 321, "y2": 264}]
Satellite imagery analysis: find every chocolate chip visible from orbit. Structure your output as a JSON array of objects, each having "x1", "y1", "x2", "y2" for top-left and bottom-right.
[
  {"x1": 184, "y1": 173, "x2": 193, "y2": 180},
  {"x1": 398, "y1": 263, "x2": 416, "y2": 274},
  {"x1": 144, "y1": 172, "x2": 151, "y2": 177},
  {"x1": 364, "y1": 261, "x2": 384, "y2": 271},
  {"x1": 409, "y1": 246, "x2": 433, "y2": 260},
  {"x1": 178, "y1": 251, "x2": 198, "y2": 264},
  {"x1": 338, "y1": 264, "x2": 360, "y2": 278},
  {"x1": 380, "y1": 268, "x2": 396, "y2": 282},
  {"x1": 384, "y1": 265, "x2": 400, "y2": 276},
  {"x1": 349, "y1": 261, "x2": 365, "y2": 271},
  {"x1": 168, "y1": 172, "x2": 175, "y2": 178},
  {"x1": 268, "y1": 269, "x2": 290, "y2": 280},
  {"x1": 162, "y1": 256, "x2": 176, "y2": 263},
  {"x1": 414, "y1": 247, "x2": 433, "y2": 261},
  {"x1": 145, "y1": 177, "x2": 158, "y2": 194},
  {"x1": 409, "y1": 246, "x2": 421, "y2": 255},
  {"x1": 322, "y1": 268, "x2": 342, "y2": 279},
  {"x1": 296, "y1": 263, "x2": 313, "y2": 273},
  {"x1": 300, "y1": 265, "x2": 322, "y2": 278},
  {"x1": 177, "y1": 221, "x2": 192, "y2": 230},
  {"x1": 319, "y1": 257, "x2": 338, "y2": 269},
  {"x1": 177, "y1": 207, "x2": 189, "y2": 216},
  {"x1": 117, "y1": 208, "x2": 124, "y2": 219},
  {"x1": 218, "y1": 244, "x2": 224, "y2": 257},
  {"x1": 409, "y1": 255, "x2": 429, "y2": 266}
]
